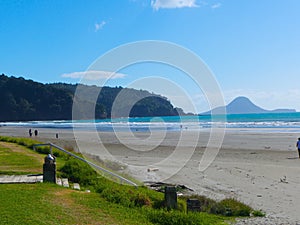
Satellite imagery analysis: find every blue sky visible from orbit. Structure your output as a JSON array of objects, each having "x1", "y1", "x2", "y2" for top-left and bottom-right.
[{"x1": 1, "y1": 0, "x2": 300, "y2": 113}]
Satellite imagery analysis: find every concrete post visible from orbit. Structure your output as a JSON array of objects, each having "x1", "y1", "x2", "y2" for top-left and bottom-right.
[
  {"x1": 187, "y1": 199, "x2": 201, "y2": 212},
  {"x1": 43, "y1": 154, "x2": 56, "y2": 183},
  {"x1": 164, "y1": 186, "x2": 177, "y2": 209}
]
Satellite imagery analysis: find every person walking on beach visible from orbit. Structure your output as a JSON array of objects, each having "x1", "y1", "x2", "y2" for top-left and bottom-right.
[
  {"x1": 28, "y1": 129, "x2": 32, "y2": 137},
  {"x1": 296, "y1": 138, "x2": 300, "y2": 158}
]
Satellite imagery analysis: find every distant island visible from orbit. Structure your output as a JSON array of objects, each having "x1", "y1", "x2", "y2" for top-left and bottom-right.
[
  {"x1": 202, "y1": 96, "x2": 296, "y2": 115},
  {"x1": 0, "y1": 74, "x2": 185, "y2": 122}
]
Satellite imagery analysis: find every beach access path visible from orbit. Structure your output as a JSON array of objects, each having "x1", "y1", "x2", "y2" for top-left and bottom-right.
[{"x1": 0, "y1": 174, "x2": 43, "y2": 183}]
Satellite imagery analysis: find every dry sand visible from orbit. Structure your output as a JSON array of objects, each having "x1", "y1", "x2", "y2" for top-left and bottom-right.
[{"x1": 1, "y1": 126, "x2": 300, "y2": 224}]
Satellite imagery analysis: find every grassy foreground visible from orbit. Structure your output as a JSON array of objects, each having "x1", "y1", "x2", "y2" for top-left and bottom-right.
[
  {"x1": 0, "y1": 183, "x2": 154, "y2": 225},
  {"x1": 0, "y1": 136, "x2": 263, "y2": 224}
]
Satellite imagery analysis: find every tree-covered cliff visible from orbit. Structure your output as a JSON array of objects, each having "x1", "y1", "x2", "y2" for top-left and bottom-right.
[{"x1": 0, "y1": 74, "x2": 181, "y2": 121}]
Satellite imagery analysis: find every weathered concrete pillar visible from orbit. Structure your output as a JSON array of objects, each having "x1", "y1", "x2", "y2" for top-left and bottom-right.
[
  {"x1": 164, "y1": 186, "x2": 177, "y2": 209},
  {"x1": 43, "y1": 154, "x2": 56, "y2": 183},
  {"x1": 187, "y1": 199, "x2": 201, "y2": 213}
]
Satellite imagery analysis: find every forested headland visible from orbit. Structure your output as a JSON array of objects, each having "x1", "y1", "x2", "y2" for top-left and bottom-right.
[{"x1": 0, "y1": 74, "x2": 184, "y2": 122}]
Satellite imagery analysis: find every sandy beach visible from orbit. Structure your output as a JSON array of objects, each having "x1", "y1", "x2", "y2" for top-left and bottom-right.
[{"x1": 1, "y1": 126, "x2": 300, "y2": 224}]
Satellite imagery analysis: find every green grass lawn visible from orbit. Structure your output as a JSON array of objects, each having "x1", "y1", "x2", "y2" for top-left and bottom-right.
[
  {"x1": 0, "y1": 142, "x2": 44, "y2": 175},
  {"x1": 0, "y1": 183, "x2": 152, "y2": 225}
]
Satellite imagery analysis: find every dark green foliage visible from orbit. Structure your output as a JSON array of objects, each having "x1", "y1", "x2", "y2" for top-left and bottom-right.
[
  {"x1": 0, "y1": 74, "x2": 182, "y2": 121},
  {"x1": 146, "y1": 210, "x2": 225, "y2": 225},
  {"x1": 181, "y1": 195, "x2": 253, "y2": 217},
  {"x1": 102, "y1": 187, "x2": 153, "y2": 208},
  {"x1": 218, "y1": 198, "x2": 252, "y2": 216},
  {"x1": 0, "y1": 75, "x2": 73, "y2": 121},
  {"x1": 252, "y1": 210, "x2": 266, "y2": 217},
  {"x1": 59, "y1": 158, "x2": 98, "y2": 186},
  {"x1": 58, "y1": 158, "x2": 163, "y2": 209},
  {"x1": 95, "y1": 180, "x2": 162, "y2": 209},
  {"x1": 130, "y1": 96, "x2": 177, "y2": 117},
  {"x1": 184, "y1": 195, "x2": 218, "y2": 212}
]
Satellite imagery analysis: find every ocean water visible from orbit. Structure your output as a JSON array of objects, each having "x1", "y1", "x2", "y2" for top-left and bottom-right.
[{"x1": 1, "y1": 112, "x2": 300, "y2": 133}]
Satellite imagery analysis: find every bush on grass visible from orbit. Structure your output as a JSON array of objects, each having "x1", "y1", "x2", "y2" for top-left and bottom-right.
[
  {"x1": 182, "y1": 195, "x2": 217, "y2": 212},
  {"x1": 181, "y1": 195, "x2": 253, "y2": 217},
  {"x1": 218, "y1": 198, "x2": 252, "y2": 216},
  {"x1": 252, "y1": 210, "x2": 266, "y2": 217},
  {"x1": 59, "y1": 158, "x2": 98, "y2": 186},
  {"x1": 100, "y1": 187, "x2": 152, "y2": 208},
  {"x1": 146, "y1": 209, "x2": 224, "y2": 225}
]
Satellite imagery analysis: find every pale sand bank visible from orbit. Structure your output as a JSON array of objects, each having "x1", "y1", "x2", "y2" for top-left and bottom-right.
[{"x1": 1, "y1": 126, "x2": 300, "y2": 223}]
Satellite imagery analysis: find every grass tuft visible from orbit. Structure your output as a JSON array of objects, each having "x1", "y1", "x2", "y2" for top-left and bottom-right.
[{"x1": 252, "y1": 210, "x2": 266, "y2": 217}]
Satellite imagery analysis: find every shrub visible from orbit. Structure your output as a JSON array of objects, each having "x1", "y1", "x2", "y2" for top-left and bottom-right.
[
  {"x1": 147, "y1": 210, "x2": 189, "y2": 225},
  {"x1": 218, "y1": 198, "x2": 252, "y2": 216},
  {"x1": 59, "y1": 158, "x2": 98, "y2": 186},
  {"x1": 181, "y1": 195, "x2": 253, "y2": 217},
  {"x1": 153, "y1": 199, "x2": 165, "y2": 209},
  {"x1": 133, "y1": 192, "x2": 152, "y2": 207},
  {"x1": 209, "y1": 202, "x2": 227, "y2": 215},
  {"x1": 99, "y1": 185, "x2": 154, "y2": 208},
  {"x1": 181, "y1": 195, "x2": 217, "y2": 212},
  {"x1": 252, "y1": 210, "x2": 265, "y2": 217},
  {"x1": 101, "y1": 187, "x2": 132, "y2": 207},
  {"x1": 34, "y1": 146, "x2": 50, "y2": 154},
  {"x1": 177, "y1": 199, "x2": 187, "y2": 212},
  {"x1": 146, "y1": 209, "x2": 224, "y2": 225}
]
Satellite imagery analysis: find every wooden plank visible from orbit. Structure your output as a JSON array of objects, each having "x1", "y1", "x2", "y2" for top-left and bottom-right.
[{"x1": 0, "y1": 175, "x2": 43, "y2": 184}]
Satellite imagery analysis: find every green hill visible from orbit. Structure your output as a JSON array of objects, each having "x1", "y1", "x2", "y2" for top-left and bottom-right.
[{"x1": 0, "y1": 74, "x2": 182, "y2": 122}]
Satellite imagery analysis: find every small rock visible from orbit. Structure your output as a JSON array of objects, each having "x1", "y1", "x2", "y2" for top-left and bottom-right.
[{"x1": 73, "y1": 183, "x2": 80, "y2": 190}]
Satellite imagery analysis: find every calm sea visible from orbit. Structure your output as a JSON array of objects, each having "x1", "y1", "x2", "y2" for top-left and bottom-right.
[{"x1": 1, "y1": 112, "x2": 300, "y2": 133}]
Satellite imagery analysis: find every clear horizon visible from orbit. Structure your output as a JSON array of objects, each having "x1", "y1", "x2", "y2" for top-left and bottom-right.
[{"x1": 1, "y1": 0, "x2": 299, "y2": 113}]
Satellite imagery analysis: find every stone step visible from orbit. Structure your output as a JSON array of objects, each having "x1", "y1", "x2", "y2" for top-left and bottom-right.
[
  {"x1": 57, "y1": 178, "x2": 80, "y2": 190},
  {"x1": 73, "y1": 183, "x2": 80, "y2": 190},
  {"x1": 56, "y1": 178, "x2": 62, "y2": 186},
  {"x1": 62, "y1": 178, "x2": 69, "y2": 188}
]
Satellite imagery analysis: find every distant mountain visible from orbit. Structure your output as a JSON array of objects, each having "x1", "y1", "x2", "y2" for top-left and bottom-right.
[
  {"x1": 202, "y1": 96, "x2": 296, "y2": 114},
  {"x1": 0, "y1": 74, "x2": 183, "y2": 122}
]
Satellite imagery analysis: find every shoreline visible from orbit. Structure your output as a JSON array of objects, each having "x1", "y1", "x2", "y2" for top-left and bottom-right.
[
  {"x1": 1, "y1": 126, "x2": 299, "y2": 151},
  {"x1": 1, "y1": 126, "x2": 300, "y2": 223}
]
